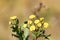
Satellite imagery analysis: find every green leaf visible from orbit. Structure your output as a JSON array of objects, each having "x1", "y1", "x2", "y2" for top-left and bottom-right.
[
  {"x1": 12, "y1": 34, "x2": 19, "y2": 38},
  {"x1": 32, "y1": 33, "x2": 36, "y2": 39},
  {"x1": 23, "y1": 28, "x2": 29, "y2": 40},
  {"x1": 20, "y1": 24, "x2": 24, "y2": 31}
]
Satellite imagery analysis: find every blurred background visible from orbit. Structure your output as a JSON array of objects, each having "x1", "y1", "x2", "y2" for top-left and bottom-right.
[{"x1": 0, "y1": 0, "x2": 60, "y2": 40}]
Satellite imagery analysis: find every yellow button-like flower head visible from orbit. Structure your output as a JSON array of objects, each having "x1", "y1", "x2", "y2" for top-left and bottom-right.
[
  {"x1": 29, "y1": 15, "x2": 36, "y2": 19},
  {"x1": 40, "y1": 17, "x2": 44, "y2": 21},
  {"x1": 34, "y1": 20, "x2": 40, "y2": 24},
  {"x1": 44, "y1": 22, "x2": 49, "y2": 28},
  {"x1": 10, "y1": 16, "x2": 17, "y2": 20},
  {"x1": 37, "y1": 23, "x2": 42, "y2": 27},
  {"x1": 23, "y1": 24, "x2": 27, "y2": 28},
  {"x1": 28, "y1": 20, "x2": 32, "y2": 24},
  {"x1": 30, "y1": 25, "x2": 35, "y2": 31}
]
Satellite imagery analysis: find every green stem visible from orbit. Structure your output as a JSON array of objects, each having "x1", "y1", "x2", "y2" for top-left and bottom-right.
[
  {"x1": 35, "y1": 38, "x2": 37, "y2": 40},
  {"x1": 33, "y1": 37, "x2": 37, "y2": 40},
  {"x1": 19, "y1": 37, "x2": 23, "y2": 40}
]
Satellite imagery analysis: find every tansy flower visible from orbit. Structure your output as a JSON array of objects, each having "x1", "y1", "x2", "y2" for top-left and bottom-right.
[
  {"x1": 30, "y1": 25, "x2": 35, "y2": 31},
  {"x1": 37, "y1": 23, "x2": 42, "y2": 27},
  {"x1": 43, "y1": 22, "x2": 49, "y2": 28},
  {"x1": 40, "y1": 17, "x2": 44, "y2": 21},
  {"x1": 23, "y1": 24, "x2": 27, "y2": 28},
  {"x1": 34, "y1": 20, "x2": 40, "y2": 24},
  {"x1": 29, "y1": 15, "x2": 36, "y2": 19},
  {"x1": 28, "y1": 20, "x2": 32, "y2": 24},
  {"x1": 10, "y1": 16, "x2": 17, "y2": 20}
]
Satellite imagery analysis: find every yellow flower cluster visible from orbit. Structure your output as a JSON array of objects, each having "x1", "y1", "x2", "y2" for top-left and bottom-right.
[
  {"x1": 9, "y1": 15, "x2": 49, "y2": 32},
  {"x1": 28, "y1": 15, "x2": 49, "y2": 31}
]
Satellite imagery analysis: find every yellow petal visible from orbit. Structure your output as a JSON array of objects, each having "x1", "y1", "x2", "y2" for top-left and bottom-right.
[
  {"x1": 23, "y1": 24, "x2": 27, "y2": 28},
  {"x1": 37, "y1": 23, "x2": 42, "y2": 27},
  {"x1": 10, "y1": 16, "x2": 17, "y2": 20},
  {"x1": 34, "y1": 20, "x2": 40, "y2": 24},
  {"x1": 30, "y1": 25, "x2": 35, "y2": 31},
  {"x1": 44, "y1": 22, "x2": 49, "y2": 28},
  {"x1": 28, "y1": 20, "x2": 32, "y2": 24},
  {"x1": 29, "y1": 15, "x2": 36, "y2": 19},
  {"x1": 40, "y1": 17, "x2": 44, "y2": 21}
]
